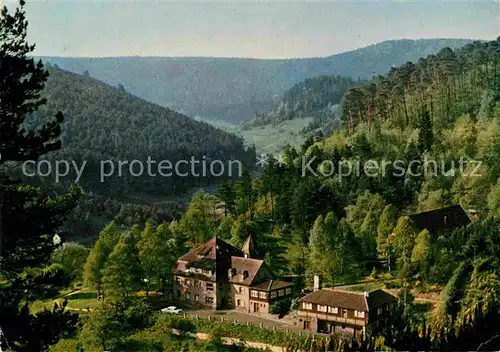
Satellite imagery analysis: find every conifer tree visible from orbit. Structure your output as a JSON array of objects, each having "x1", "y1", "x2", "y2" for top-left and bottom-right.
[
  {"x1": 417, "y1": 109, "x2": 434, "y2": 152},
  {"x1": 0, "y1": 1, "x2": 80, "y2": 350},
  {"x1": 138, "y1": 222, "x2": 156, "y2": 294},
  {"x1": 411, "y1": 229, "x2": 430, "y2": 264},
  {"x1": 102, "y1": 231, "x2": 143, "y2": 298},
  {"x1": 83, "y1": 221, "x2": 120, "y2": 299},
  {"x1": 388, "y1": 216, "x2": 416, "y2": 276},
  {"x1": 377, "y1": 205, "x2": 397, "y2": 272},
  {"x1": 217, "y1": 180, "x2": 236, "y2": 216}
]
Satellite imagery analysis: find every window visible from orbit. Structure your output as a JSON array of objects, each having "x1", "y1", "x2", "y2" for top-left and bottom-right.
[
  {"x1": 302, "y1": 302, "x2": 313, "y2": 310},
  {"x1": 185, "y1": 279, "x2": 191, "y2": 286},
  {"x1": 278, "y1": 289, "x2": 284, "y2": 297},
  {"x1": 259, "y1": 292, "x2": 267, "y2": 299},
  {"x1": 203, "y1": 269, "x2": 211, "y2": 275},
  {"x1": 237, "y1": 299, "x2": 242, "y2": 306},
  {"x1": 195, "y1": 294, "x2": 199, "y2": 302},
  {"x1": 377, "y1": 307, "x2": 383, "y2": 316},
  {"x1": 206, "y1": 283, "x2": 214, "y2": 292},
  {"x1": 194, "y1": 280, "x2": 199, "y2": 287},
  {"x1": 270, "y1": 291, "x2": 277, "y2": 299},
  {"x1": 317, "y1": 305, "x2": 328, "y2": 312},
  {"x1": 304, "y1": 321, "x2": 310, "y2": 329},
  {"x1": 285, "y1": 287, "x2": 292, "y2": 295},
  {"x1": 251, "y1": 290, "x2": 258, "y2": 298},
  {"x1": 238, "y1": 287, "x2": 244, "y2": 294},
  {"x1": 328, "y1": 306, "x2": 338, "y2": 314},
  {"x1": 355, "y1": 310, "x2": 365, "y2": 318},
  {"x1": 342, "y1": 308, "x2": 347, "y2": 317},
  {"x1": 205, "y1": 297, "x2": 214, "y2": 304},
  {"x1": 185, "y1": 293, "x2": 190, "y2": 300}
]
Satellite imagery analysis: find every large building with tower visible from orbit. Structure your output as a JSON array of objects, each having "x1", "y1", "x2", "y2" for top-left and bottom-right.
[{"x1": 172, "y1": 236, "x2": 293, "y2": 314}]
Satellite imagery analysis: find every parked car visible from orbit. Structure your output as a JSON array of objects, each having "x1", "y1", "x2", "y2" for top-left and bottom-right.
[{"x1": 161, "y1": 306, "x2": 183, "y2": 314}]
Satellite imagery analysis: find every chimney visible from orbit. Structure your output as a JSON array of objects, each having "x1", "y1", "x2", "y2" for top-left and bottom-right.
[
  {"x1": 313, "y1": 275, "x2": 322, "y2": 291},
  {"x1": 469, "y1": 209, "x2": 479, "y2": 221}
]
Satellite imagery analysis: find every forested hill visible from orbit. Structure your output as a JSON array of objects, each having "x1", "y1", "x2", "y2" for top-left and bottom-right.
[
  {"x1": 22, "y1": 66, "x2": 255, "y2": 198},
  {"x1": 41, "y1": 39, "x2": 473, "y2": 123},
  {"x1": 242, "y1": 75, "x2": 356, "y2": 130}
]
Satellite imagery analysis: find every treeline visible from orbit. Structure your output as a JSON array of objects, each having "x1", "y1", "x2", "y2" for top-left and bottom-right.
[
  {"x1": 82, "y1": 221, "x2": 188, "y2": 299},
  {"x1": 61, "y1": 193, "x2": 185, "y2": 243},
  {"x1": 243, "y1": 75, "x2": 356, "y2": 128},
  {"x1": 19, "y1": 67, "x2": 256, "y2": 198},
  {"x1": 341, "y1": 38, "x2": 500, "y2": 133}
]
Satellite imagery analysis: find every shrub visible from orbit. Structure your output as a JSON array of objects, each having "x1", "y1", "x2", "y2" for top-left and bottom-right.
[{"x1": 269, "y1": 298, "x2": 292, "y2": 316}]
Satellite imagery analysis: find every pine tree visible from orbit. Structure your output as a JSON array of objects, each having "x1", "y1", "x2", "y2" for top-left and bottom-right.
[
  {"x1": 217, "y1": 180, "x2": 236, "y2": 216},
  {"x1": 0, "y1": 2, "x2": 79, "y2": 349},
  {"x1": 180, "y1": 190, "x2": 218, "y2": 245},
  {"x1": 102, "y1": 231, "x2": 143, "y2": 298},
  {"x1": 417, "y1": 109, "x2": 434, "y2": 152},
  {"x1": 377, "y1": 205, "x2": 397, "y2": 272},
  {"x1": 411, "y1": 229, "x2": 430, "y2": 264},
  {"x1": 0, "y1": 1, "x2": 63, "y2": 164},
  {"x1": 154, "y1": 223, "x2": 179, "y2": 294},
  {"x1": 137, "y1": 222, "x2": 156, "y2": 294},
  {"x1": 236, "y1": 169, "x2": 254, "y2": 219},
  {"x1": 388, "y1": 216, "x2": 416, "y2": 276},
  {"x1": 138, "y1": 222, "x2": 178, "y2": 294},
  {"x1": 359, "y1": 210, "x2": 379, "y2": 261},
  {"x1": 308, "y1": 215, "x2": 326, "y2": 280},
  {"x1": 83, "y1": 222, "x2": 120, "y2": 299}
]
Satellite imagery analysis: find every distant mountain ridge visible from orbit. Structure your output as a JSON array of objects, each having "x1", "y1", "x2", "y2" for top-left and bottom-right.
[{"x1": 40, "y1": 38, "x2": 473, "y2": 123}]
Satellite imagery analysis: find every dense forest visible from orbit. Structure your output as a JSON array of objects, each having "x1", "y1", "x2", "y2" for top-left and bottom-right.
[
  {"x1": 2, "y1": 0, "x2": 500, "y2": 350},
  {"x1": 119, "y1": 37, "x2": 500, "y2": 350},
  {"x1": 3, "y1": 66, "x2": 257, "y2": 242},
  {"x1": 42, "y1": 39, "x2": 473, "y2": 123},
  {"x1": 243, "y1": 75, "x2": 356, "y2": 132},
  {"x1": 17, "y1": 67, "x2": 255, "y2": 198},
  {"x1": 63, "y1": 36, "x2": 500, "y2": 351}
]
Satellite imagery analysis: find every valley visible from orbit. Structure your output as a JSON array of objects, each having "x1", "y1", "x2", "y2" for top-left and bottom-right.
[{"x1": 1, "y1": 1, "x2": 499, "y2": 351}]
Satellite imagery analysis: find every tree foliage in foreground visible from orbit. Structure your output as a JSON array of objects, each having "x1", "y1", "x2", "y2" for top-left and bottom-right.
[{"x1": 0, "y1": 1, "x2": 79, "y2": 350}]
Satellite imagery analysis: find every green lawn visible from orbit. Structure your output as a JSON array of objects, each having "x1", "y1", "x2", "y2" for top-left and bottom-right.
[
  {"x1": 30, "y1": 289, "x2": 103, "y2": 313},
  {"x1": 240, "y1": 118, "x2": 313, "y2": 154}
]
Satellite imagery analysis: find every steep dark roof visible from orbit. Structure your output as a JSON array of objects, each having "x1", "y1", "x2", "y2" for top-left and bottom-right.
[
  {"x1": 178, "y1": 237, "x2": 242, "y2": 263},
  {"x1": 229, "y1": 257, "x2": 266, "y2": 286},
  {"x1": 251, "y1": 280, "x2": 293, "y2": 291},
  {"x1": 174, "y1": 237, "x2": 277, "y2": 286},
  {"x1": 174, "y1": 237, "x2": 243, "y2": 278},
  {"x1": 409, "y1": 204, "x2": 470, "y2": 234},
  {"x1": 299, "y1": 289, "x2": 396, "y2": 311}
]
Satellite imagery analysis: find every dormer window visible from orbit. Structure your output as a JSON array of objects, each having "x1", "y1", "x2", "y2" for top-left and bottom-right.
[{"x1": 243, "y1": 270, "x2": 249, "y2": 280}]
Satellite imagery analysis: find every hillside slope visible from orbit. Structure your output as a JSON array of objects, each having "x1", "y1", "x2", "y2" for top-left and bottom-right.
[
  {"x1": 22, "y1": 67, "x2": 255, "y2": 198},
  {"x1": 41, "y1": 39, "x2": 473, "y2": 123}
]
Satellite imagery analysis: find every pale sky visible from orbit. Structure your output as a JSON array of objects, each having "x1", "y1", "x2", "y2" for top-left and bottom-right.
[{"x1": 9, "y1": 0, "x2": 500, "y2": 58}]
